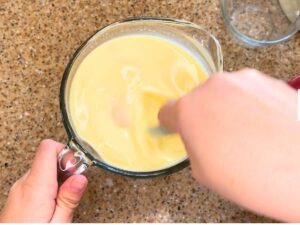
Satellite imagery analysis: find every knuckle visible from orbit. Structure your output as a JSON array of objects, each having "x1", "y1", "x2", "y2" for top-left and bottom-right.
[
  {"x1": 239, "y1": 68, "x2": 260, "y2": 76},
  {"x1": 207, "y1": 72, "x2": 230, "y2": 88},
  {"x1": 211, "y1": 71, "x2": 226, "y2": 80},
  {"x1": 213, "y1": 71, "x2": 229, "y2": 77},
  {"x1": 211, "y1": 71, "x2": 229, "y2": 82},
  {"x1": 57, "y1": 194, "x2": 79, "y2": 210}
]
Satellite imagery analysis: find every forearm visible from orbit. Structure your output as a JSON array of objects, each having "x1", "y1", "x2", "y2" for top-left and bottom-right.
[{"x1": 196, "y1": 123, "x2": 300, "y2": 222}]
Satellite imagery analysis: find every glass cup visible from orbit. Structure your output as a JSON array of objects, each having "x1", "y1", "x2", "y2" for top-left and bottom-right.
[
  {"x1": 220, "y1": 0, "x2": 300, "y2": 47},
  {"x1": 58, "y1": 17, "x2": 223, "y2": 180}
]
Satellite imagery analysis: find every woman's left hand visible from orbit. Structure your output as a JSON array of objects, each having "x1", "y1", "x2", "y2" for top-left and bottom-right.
[{"x1": 0, "y1": 139, "x2": 88, "y2": 223}]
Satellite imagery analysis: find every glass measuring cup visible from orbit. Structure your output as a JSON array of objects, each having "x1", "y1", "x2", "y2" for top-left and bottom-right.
[{"x1": 58, "y1": 17, "x2": 223, "y2": 179}]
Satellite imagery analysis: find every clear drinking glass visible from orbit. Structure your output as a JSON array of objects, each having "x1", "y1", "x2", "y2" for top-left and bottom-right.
[
  {"x1": 220, "y1": 0, "x2": 300, "y2": 47},
  {"x1": 58, "y1": 17, "x2": 223, "y2": 180}
]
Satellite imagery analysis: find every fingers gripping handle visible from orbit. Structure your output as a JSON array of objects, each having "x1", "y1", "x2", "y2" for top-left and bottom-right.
[{"x1": 58, "y1": 143, "x2": 92, "y2": 182}]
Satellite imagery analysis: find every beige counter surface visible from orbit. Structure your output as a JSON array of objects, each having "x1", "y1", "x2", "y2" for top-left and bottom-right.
[{"x1": 0, "y1": 0, "x2": 299, "y2": 222}]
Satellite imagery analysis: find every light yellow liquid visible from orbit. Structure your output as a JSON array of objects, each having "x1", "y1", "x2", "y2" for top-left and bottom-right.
[{"x1": 69, "y1": 35, "x2": 207, "y2": 171}]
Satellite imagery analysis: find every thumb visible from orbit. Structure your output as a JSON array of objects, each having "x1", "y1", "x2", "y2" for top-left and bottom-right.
[
  {"x1": 51, "y1": 175, "x2": 88, "y2": 223},
  {"x1": 158, "y1": 99, "x2": 181, "y2": 132}
]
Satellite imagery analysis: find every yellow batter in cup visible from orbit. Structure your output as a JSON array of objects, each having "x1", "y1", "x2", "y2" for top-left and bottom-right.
[{"x1": 69, "y1": 34, "x2": 208, "y2": 171}]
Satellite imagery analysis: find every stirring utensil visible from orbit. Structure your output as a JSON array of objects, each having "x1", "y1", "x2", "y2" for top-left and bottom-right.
[
  {"x1": 149, "y1": 74, "x2": 300, "y2": 138},
  {"x1": 148, "y1": 126, "x2": 173, "y2": 137},
  {"x1": 141, "y1": 88, "x2": 175, "y2": 138}
]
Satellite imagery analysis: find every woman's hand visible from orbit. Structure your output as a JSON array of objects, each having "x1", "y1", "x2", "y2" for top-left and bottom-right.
[
  {"x1": 0, "y1": 139, "x2": 88, "y2": 223},
  {"x1": 159, "y1": 69, "x2": 300, "y2": 221}
]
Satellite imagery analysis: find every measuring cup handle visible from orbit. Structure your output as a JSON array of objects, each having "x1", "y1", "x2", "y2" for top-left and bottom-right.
[{"x1": 58, "y1": 142, "x2": 92, "y2": 182}]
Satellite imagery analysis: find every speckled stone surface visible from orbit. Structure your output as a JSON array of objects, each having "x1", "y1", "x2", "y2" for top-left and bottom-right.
[{"x1": 0, "y1": 0, "x2": 299, "y2": 222}]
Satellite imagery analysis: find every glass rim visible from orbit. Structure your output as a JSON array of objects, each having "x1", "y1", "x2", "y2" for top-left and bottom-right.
[
  {"x1": 220, "y1": 0, "x2": 300, "y2": 47},
  {"x1": 59, "y1": 16, "x2": 221, "y2": 178}
]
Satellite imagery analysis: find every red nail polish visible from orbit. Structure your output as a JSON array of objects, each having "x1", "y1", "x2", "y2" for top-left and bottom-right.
[{"x1": 288, "y1": 75, "x2": 300, "y2": 90}]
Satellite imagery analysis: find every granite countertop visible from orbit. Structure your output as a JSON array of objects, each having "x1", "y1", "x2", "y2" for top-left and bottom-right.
[{"x1": 0, "y1": 0, "x2": 299, "y2": 222}]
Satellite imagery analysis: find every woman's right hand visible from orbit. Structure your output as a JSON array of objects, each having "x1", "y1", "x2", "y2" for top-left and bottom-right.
[{"x1": 159, "y1": 69, "x2": 300, "y2": 222}]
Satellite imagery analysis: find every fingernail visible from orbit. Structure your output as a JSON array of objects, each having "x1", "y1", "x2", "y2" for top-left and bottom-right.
[{"x1": 70, "y1": 175, "x2": 87, "y2": 192}]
